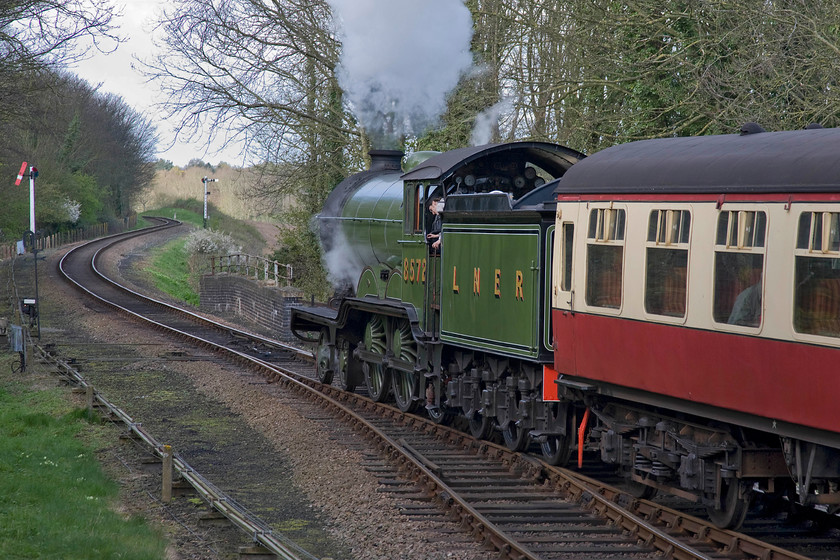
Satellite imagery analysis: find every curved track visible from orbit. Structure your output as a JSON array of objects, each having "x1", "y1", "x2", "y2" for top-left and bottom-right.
[{"x1": 58, "y1": 220, "x2": 830, "y2": 560}]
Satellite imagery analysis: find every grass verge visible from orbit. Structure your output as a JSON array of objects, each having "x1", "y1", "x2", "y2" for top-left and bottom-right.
[
  {"x1": 140, "y1": 198, "x2": 269, "y2": 306},
  {"x1": 146, "y1": 237, "x2": 199, "y2": 306},
  {"x1": 0, "y1": 354, "x2": 168, "y2": 559}
]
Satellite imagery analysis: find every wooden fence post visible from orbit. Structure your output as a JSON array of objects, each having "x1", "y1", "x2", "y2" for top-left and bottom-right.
[{"x1": 162, "y1": 444, "x2": 173, "y2": 502}]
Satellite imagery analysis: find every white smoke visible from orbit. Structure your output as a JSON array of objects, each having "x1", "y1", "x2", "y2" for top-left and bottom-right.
[
  {"x1": 470, "y1": 98, "x2": 512, "y2": 146},
  {"x1": 322, "y1": 226, "x2": 366, "y2": 289},
  {"x1": 328, "y1": 0, "x2": 474, "y2": 147},
  {"x1": 312, "y1": 215, "x2": 366, "y2": 291}
]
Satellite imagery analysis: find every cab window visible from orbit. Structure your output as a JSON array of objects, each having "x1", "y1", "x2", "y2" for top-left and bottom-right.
[{"x1": 404, "y1": 183, "x2": 423, "y2": 234}]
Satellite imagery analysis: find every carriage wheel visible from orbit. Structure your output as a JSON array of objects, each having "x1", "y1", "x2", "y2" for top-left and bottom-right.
[
  {"x1": 707, "y1": 479, "x2": 751, "y2": 530},
  {"x1": 392, "y1": 369, "x2": 419, "y2": 413}
]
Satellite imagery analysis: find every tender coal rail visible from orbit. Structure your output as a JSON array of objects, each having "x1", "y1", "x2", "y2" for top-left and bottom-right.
[{"x1": 58, "y1": 221, "x2": 826, "y2": 560}]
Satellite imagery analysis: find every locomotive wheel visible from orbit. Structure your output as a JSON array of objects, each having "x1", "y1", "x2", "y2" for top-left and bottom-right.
[
  {"x1": 363, "y1": 362, "x2": 391, "y2": 402},
  {"x1": 336, "y1": 338, "x2": 355, "y2": 392},
  {"x1": 707, "y1": 479, "x2": 751, "y2": 530},
  {"x1": 315, "y1": 329, "x2": 333, "y2": 385},
  {"x1": 392, "y1": 369, "x2": 419, "y2": 413},
  {"x1": 540, "y1": 403, "x2": 573, "y2": 466},
  {"x1": 503, "y1": 422, "x2": 530, "y2": 452},
  {"x1": 363, "y1": 317, "x2": 390, "y2": 402},
  {"x1": 469, "y1": 412, "x2": 493, "y2": 440},
  {"x1": 391, "y1": 320, "x2": 419, "y2": 413}
]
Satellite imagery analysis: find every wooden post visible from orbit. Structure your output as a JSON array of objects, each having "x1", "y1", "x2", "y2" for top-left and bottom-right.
[
  {"x1": 162, "y1": 445, "x2": 173, "y2": 502},
  {"x1": 85, "y1": 385, "x2": 94, "y2": 414}
]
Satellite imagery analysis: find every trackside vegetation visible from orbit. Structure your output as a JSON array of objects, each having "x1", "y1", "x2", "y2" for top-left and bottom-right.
[
  {"x1": 140, "y1": 200, "x2": 255, "y2": 306},
  {"x1": 0, "y1": 354, "x2": 168, "y2": 559}
]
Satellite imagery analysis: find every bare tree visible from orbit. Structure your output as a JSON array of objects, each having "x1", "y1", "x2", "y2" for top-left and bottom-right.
[
  {"x1": 146, "y1": 0, "x2": 355, "y2": 164},
  {"x1": 461, "y1": 0, "x2": 840, "y2": 153},
  {"x1": 0, "y1": 0, "x2": 120, "y2": 120}
]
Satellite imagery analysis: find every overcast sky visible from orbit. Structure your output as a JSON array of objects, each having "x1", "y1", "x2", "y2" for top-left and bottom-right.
[{"x1": 70, "y1": 0, "x2": 245, "y2": 168}]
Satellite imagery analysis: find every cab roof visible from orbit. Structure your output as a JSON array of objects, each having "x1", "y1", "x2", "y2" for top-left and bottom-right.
[{"x1": 402, "y1": 141, "x2": 584, "y2": 182}]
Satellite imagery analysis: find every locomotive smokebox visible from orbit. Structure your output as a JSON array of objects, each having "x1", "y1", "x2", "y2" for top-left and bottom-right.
[{"x1": 318, "y1": 150, "x2": 407, "y2": 292}]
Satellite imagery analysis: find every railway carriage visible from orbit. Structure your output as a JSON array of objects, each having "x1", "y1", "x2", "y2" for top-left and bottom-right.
[
  {"x1": 291, "y1": 125, "x2": 840, "y2": 530},
  {"x1": 546, "y1": 124, "x2": 840, "y2": 527}
]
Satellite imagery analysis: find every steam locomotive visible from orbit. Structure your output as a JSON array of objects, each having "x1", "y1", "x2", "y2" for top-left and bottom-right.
[{"x1": 290, "y1": 126, "x2": 840, "y2": 529}]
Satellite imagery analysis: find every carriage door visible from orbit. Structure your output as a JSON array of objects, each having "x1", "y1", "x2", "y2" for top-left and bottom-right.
[{"x1": 552, "y1": 205, "x2": 577, "y2": 373}]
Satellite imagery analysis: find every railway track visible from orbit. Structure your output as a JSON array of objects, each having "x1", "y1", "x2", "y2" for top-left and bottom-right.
[{"x1": 57, "y1": 219, "x2": 835, "y2": 559}]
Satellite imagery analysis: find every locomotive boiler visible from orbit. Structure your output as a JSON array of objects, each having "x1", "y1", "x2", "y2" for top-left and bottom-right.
[{"x1": 292, "y1": 126, "x2": 840, "y2": 530}]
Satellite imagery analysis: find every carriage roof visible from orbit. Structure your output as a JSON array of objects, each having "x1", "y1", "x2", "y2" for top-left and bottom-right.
[{"x1": 555, "y1": 127, "x2": 840, "y2": 195}]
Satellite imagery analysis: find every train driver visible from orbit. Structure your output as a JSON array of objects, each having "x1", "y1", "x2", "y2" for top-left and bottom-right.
[{"x1": 427, "y1": 197, "x2": 443, "y2": 251}]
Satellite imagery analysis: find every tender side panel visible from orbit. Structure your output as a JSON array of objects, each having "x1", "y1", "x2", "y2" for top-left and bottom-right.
[{"x1": 440, "y1": 223, "x2": 543, "y2": 359}]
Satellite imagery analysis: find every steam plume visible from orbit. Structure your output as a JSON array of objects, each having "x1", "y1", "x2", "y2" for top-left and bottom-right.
[
  {"x1": 328, "y1": 0, "x2": 474, "y2": 147},
  {"x1": 471, "y1": 98, "x2": 512, "y2": 146}
]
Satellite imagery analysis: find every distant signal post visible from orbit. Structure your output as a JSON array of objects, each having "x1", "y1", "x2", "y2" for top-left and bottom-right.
[
  {"x1": 14, "y1": 162, "x2": 41, "y2": 339},
  {"x1": 202, "y1": 176, "x2": 217, "y2": 228}
]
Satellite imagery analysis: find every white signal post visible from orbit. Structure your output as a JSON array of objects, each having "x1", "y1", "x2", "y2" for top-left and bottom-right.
[
  {"x1": 28, "y1": 166, "x2": 37, "y2": 234},
  {"x1": 14, "y1": 162, "x2": 40, "y2": 339},
  {"x1": 202, "y1": 176, "x2": 218, "y2": 228}
]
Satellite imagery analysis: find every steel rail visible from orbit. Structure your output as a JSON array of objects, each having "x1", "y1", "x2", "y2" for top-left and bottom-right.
[
  {"x1": 33, "y1": 345, "x2": 316, "y2": 560},
  {"x1": 57, "y1": 222, "x2": 818, "y2": 560},
  {"x1": 55, "y1": 220, "x2": 317, "y2": 560}
]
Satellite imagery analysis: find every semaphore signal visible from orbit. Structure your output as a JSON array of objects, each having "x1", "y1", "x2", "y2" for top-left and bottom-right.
[{"x1": 14, "y1": 161, "x2": 27, "y2": 186}]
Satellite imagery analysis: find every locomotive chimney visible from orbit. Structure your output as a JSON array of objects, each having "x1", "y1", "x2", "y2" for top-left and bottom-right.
[{"x1": 368, "y1": 149, "x2": 404, "y2": 172}]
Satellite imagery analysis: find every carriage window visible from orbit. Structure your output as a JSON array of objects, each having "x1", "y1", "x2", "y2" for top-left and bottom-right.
[
  {"x1": 712, "y1": 211, "x2": 766, "y2": 326},
  {"x1": 645, "y1": 210, "x2": 690, "y2": 317},
  {"x1": 794, "y1": 212, "x2": 840, "y2": 337},
  {"x1": 586, "y1": 208, "x2": 625, "y2": 309},
  {"x1": 561, "y1": 223, "x2": 574, "y2": 291}
]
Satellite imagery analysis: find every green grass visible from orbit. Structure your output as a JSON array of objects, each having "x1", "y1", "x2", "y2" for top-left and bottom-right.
[
  {"x1": 140, "y1": 198, "x2": 272, "y2": 306},
  {"x1": 0, "y1": 358, "x2": 168, "y2": 559},
  {"x1": 141, "y1": 205, "x2": 203, "y2": 229},
  {"x1": 147, "y1": 237, "x2": 199, "y2": 306},
  {"x1": 142, "y1": 198, "x2": 266, "y2": 253}
]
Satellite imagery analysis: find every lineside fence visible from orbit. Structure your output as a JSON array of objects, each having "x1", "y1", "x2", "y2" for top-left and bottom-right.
[
  {"x1": 209, "y1": 253, "x2": 293, "y2": 287},
  {"x1": 0, "y1": 214, "x2": 138, "y2": 260}
]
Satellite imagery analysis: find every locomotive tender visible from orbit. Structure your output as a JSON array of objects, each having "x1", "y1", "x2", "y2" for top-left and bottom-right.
[{"x1": 291, "y1": 126, "x2": 840, "y2": 529}]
